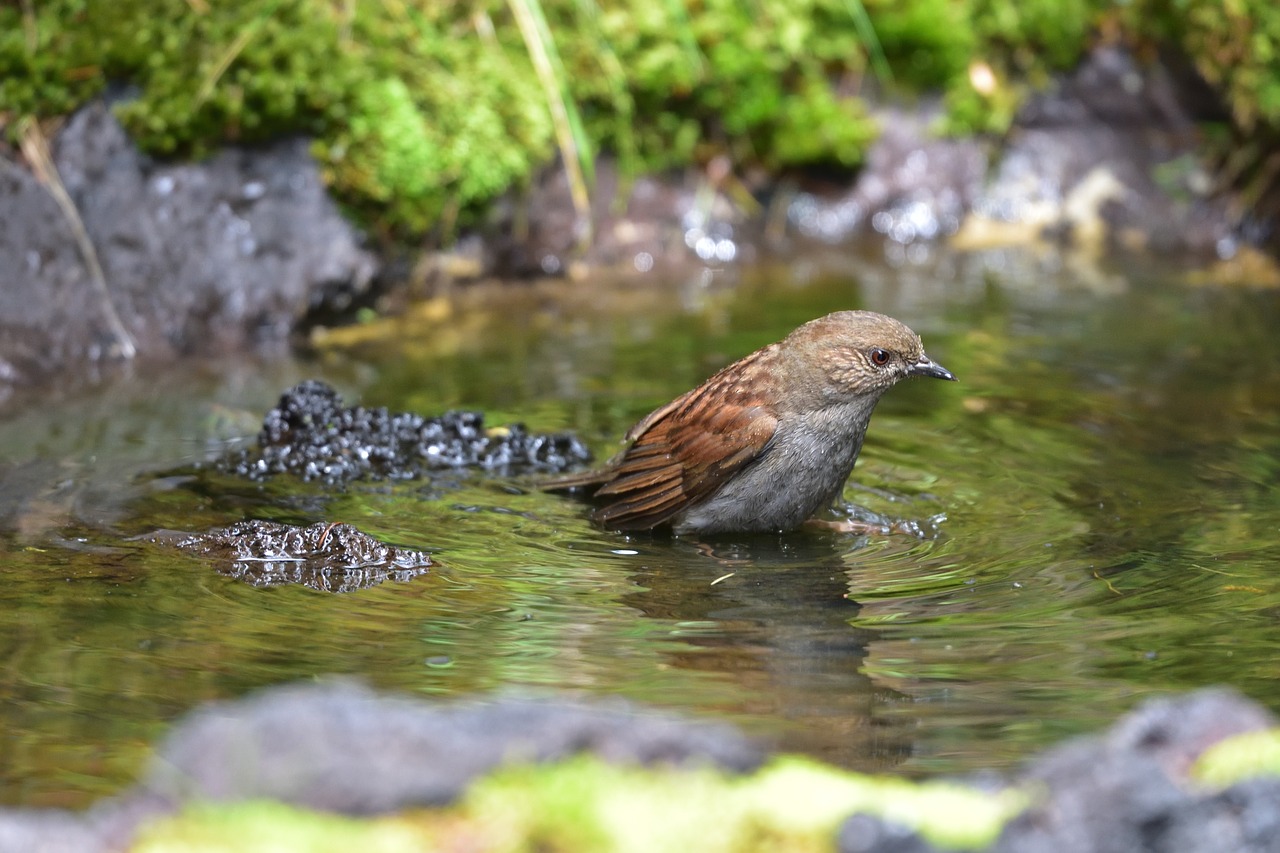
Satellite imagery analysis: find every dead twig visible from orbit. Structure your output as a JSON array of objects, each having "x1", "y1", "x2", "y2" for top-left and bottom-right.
[{"x1": 18, "y1": 117, "x2": 137, "y2": 360}]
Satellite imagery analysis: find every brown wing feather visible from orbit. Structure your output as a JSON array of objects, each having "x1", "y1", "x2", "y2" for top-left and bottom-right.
[
  {"x1": 539, "y1": 466, "x2": 617, "y2": 491},
  {"x1": 543, "y1": 344, "x2": 782, "y2": 530},
  {"x1": 588, "y1": 380, "x2": 778, "y2": 530}
]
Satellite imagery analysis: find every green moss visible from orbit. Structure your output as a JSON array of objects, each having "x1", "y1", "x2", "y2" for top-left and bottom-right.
[
  {"x1": 939, "y1": 69, "x2": 1022, "y2": 137},
  {"x1": 1192, "y1": 728, "x2": 1280, "y2": 788},
  {"x1": 4, "y1": 0, "x2": 1279, "y2": 238},
  {"x1": 1, "y1": 0, "x2": 887, "y2": 232},
  {"x1": 132, "y1": 800, "x2": 431, "y2": 853},
  {"x1": 968, "y1": 0, "x2": 1103, "y2": 76},
  {"x1": 0, "y1": 0, "x2": 104, "y2": 119},
  {"x1": 1141, "y1": 0, "x2": 1280, "y2": 131},
  {"x1": 133, "y1": 755, "x2": 1026, "y2": 852},
  {"x1": 567, "y1": 0, "x2": 882, "y2": 172},
  {"x1": 868, "y1": 0, "x2": 975, "y2": 89},
  {"x1": 772, "y1": 77, "x2": 877, "y2": 168}
]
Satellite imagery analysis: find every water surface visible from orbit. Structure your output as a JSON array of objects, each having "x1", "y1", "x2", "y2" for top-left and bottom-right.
[{"x1": 2, "y1": 245, "x2": 1279, "y2": 806}]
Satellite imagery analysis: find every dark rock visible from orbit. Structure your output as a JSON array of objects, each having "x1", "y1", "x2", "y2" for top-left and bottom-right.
[
  {"x1": 215, "y1": 380, "x2": 591, "y2": 484},
  {"x1": 779, "y1": 46, "x2": 1246, "y2": 263},
  {"x1": 789, "y1": 103, "x2": 988, "y2": 246},
  {"x1": 837, "y1": 812, "x2": 941, "y2": 853},
  {"x1": 833, "y1": 688, "x2": 1280, "y2": 853},
  {"x1": 486, "y1": 157, "x2": 755, "y2": 279},
  {"x1": 0, "y1": 810, "x2": 107, "y2": 853},
  {"x1": 140, "y1": 680, "x2": 765, "y2": 814},
  {"x1": 973, "y1": 45, "x2": 1236, "y2": 257},
  {"x1": 1, "y1": 685, "x2": 1276, "y2": 852},
  {"x1": 1156, "y1": 777, "x2": 1280, "y2": 853},
  {"x1": 159, "y1": 520, "x2": 433, "y2": 592},
  {"x1": 992, "y1": 689, "x2": 1278, "y2": 853},
  {"x1": 0, "y1": 100, "x2": 376, "y2": 387}
]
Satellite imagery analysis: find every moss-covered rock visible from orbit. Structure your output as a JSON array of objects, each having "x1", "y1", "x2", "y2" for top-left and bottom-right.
[
  {"x1": 2, "y1": 0, "x2": 1278, "y2": 239},
  {"x1": 131, "y1": 756, "x2": 1023, "y2": 853}
]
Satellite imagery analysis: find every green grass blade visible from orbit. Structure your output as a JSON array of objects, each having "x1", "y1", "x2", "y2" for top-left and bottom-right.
[
  {"x1": 840, "y1": 0, "x2": 893, "y2": 84},
  {"x1": 508, "y1": 0, "x2": 594, "y2": 243}
]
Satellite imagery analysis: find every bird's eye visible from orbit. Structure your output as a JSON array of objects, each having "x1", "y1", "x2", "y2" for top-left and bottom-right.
[{"x1": 869, "y1": 348, "x2": 891, "y2": 366}]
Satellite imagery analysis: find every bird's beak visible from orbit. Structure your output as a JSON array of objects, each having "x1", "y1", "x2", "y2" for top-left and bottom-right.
[{"x1": 910, "y1": 356, "x2": 956, "y2": 382}]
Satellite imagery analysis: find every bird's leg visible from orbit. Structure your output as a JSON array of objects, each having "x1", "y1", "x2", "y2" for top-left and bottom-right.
[{"x1": 803, "y1": 518, "x2": 891, "y2": 535}]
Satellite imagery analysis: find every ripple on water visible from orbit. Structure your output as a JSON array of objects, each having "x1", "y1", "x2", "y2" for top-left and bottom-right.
[{"x1": 6, "y1": 257, "x2": 1280, "y2": 801}]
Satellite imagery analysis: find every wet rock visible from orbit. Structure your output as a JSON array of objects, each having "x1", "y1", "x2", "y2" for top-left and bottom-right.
[
  {"x1": 989, "y1": 688, "x2": 1279, "y2": 853},
  {"x1": 0, "y1": 99, "x2": 376, "y2": 387},
  {"x1": 500, "y1": 44, "x2": 1242, "y2": 277},
  {"x1": 789, "y1": 103, "x2": 988, "y2": 247},
  {"x1": 0, "y1": 810, "x2": 106, "y2": 853},
  {"x1": 484, "y1": 157, "x2": 756, "y2": 280},
  {"x1": 835, "y1": 689, "x2": 1280, "y2": 853},
  {"x1": 960, "y1": 46, "x2": 1237, "y2": 258},
  {"x1": 162, "y1": 520, "x2": 432, "y2": 592},
  {"x1": 434, "y1": 46, "x2": 1263, "y2": 283},
  {"x1": 141, "y1": 680, "x2": 764, "y2": 814},
  {"x1": 1, "y1": 685, "x2": 1277, "y2": 852},
  {"x1": 215, "y1": 380, "x2": 591, "y2": 484},
  {"x1": 775, "y1": 46, "x2": 1249, "y2": 267}
]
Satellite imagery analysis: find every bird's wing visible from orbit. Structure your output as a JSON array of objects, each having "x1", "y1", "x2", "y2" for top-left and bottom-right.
[
  {"x1": 539, "y1": 465, "x2": 617, "y2": 492},
  {"x1": 590, "y1": 387, "x2": 778, "y2": 530}
]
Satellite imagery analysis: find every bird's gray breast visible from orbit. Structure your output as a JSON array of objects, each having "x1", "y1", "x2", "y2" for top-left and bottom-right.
[{"x1": 673, "y1": 398, "x2": 877, "y2": 534}]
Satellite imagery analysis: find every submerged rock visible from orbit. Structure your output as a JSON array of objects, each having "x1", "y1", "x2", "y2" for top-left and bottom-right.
[
  {"x1": 161, "y1": 520, "x2": 432, "y2": 592},
  {"x1": 215, "y1": 380, "x2": 591, "y2": 484}
]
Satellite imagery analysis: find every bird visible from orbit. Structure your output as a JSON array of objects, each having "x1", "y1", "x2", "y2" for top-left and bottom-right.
[{"x1": 543, "y1": 310, "x2": 956, "y2": 535}]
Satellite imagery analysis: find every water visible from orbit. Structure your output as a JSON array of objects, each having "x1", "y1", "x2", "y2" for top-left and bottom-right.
[{"x1": 2, "y1": 245, "x2": 1279, "y2": 807}]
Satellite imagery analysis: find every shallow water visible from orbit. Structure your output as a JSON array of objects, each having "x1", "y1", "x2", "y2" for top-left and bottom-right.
[{"x1": 3, "y1": 245, "x2": 1279, "y2": 806}]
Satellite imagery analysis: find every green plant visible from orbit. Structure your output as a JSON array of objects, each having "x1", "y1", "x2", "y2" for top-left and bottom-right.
[{"x1": 4, "y1": 0, "x2": 1278, "y2": 240}]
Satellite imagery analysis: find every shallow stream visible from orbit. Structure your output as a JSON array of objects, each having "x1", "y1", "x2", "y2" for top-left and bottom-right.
[{"x1": 3, "y1": 244, "x2": 1278, "y2": 807}]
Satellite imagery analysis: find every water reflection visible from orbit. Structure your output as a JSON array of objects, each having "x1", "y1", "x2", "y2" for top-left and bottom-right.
[
  {"x1": 1, "y1": 246, "x2": 1279, "y2": 806},
  {"x1": 618, "y1": 534, "x2": 912, "y2": 769}
]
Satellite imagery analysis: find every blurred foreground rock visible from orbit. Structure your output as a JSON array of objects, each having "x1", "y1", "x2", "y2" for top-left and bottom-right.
[
  {"x1": 1, "y1": 685, "x2": 1277, "y2": 852},
  {"x1": 839, "y1": 689, "x2": 1280, "y2": 853},
  {"x1": 0, "y1": 681, "x2": 764, "y2": 852}
]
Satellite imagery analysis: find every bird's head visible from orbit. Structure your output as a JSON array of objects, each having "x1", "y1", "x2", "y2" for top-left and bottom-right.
[{"x1": 782, "y1": 310, "x2": 956, "y2": 407}]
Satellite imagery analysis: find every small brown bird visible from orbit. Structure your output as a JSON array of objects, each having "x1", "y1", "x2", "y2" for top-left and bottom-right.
[{"x1": 545, "y1": 310, "x2": 956, "y2": 535}]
